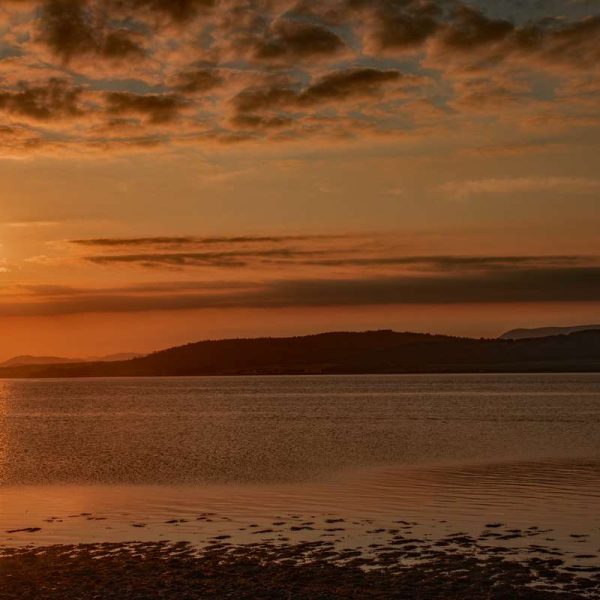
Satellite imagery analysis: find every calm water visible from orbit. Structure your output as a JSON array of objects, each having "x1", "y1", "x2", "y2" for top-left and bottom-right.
[{"x1": 0, "y1": 374, "x2": 599, "y2": 550}]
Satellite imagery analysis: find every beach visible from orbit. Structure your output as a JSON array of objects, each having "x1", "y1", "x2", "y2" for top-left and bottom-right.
[{"x1": 3, "y1": 529, "x2": 599, "y2": 599}]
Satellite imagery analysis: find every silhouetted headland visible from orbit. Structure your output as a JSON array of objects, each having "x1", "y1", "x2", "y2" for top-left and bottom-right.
[
  {"x1": 0, "y1": 352, "x2": 143, "y2": 368},
  {"x1": 2, "y1": 329, "x2": 600, "y2": 378},
  {"x1": 499, "y1": 324, "x2": 600, "y2": 340}
]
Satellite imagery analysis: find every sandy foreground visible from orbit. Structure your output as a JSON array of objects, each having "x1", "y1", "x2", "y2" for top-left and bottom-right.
[{"x1": 1, "y1": 526, "x2": 599, "y2": 600}]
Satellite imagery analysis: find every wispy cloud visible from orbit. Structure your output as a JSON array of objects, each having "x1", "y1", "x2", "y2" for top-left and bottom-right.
[
  {"x1": 2, "y1": 220, "x2": 62, "y2": 228},
  {"x1": 84, "y1": 249, "x2": 331, "y2": 269},
  {"x1": 66, "y1": 233, "x2": 595, "y2": 273},
  {"x1": 439, "y1": 177, "x2": 600, "y2": 199},
  {"x1": 69, "y1": 234, "x2": 367, "y2": 269},
  {"x1": 69, "y1": 234, "x2": 346, "y2": 248}
]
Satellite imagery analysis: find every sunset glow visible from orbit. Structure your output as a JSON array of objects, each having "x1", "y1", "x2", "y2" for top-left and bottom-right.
[{"x1": 0, "y1": 0, "x2": 599, "y2": 358}]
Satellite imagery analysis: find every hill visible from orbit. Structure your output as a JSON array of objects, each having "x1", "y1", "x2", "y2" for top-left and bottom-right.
[
  {"x1": 0, "y1": 355, "x2": 77, "y2": 369},
  {"x1": 0, "y1": 352, "x2": 143, "y2": 369},
  {"x1": 1, "y1": 329, "x2": 600, "y2": 378},
  {"x1": 500, "y1": 324, "x2": 600, "y2": 340}
]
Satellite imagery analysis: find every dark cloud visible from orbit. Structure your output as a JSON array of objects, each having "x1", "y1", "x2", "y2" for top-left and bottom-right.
[
  {"x1": 29, "y1": 1, "x2": 600, "y2": 69},
  {"x1": 39, "y1": 0, "x2": 146, "y2": 62},
  {"x1": 531, "y1": 15, "x2": 600, "y2": 67},
  {"x1": 0, "y1": 79, "x2": 83, "y2": 121},
  {"x1": 73, "y1": 236, "x2": 201, "y2": 247},
  {"x1": 438, "y1": 5, "x2": 514, "y2": 52},
  {"x1": 233, "y1": 86, "x2": 298, "y2": 114},
  {"x1": 255, "y1": 266, "x2": 600, "y2": 307},
  {"x1": 84, "y1": 248, "x2": 330, "y2": 268},
  {"x1": 433, "y1": 6, "x2": 600, "y2": 70},
  {"x1": 231, "y1": 113, "x2": 294, "y2": 130},
  {"x1": 173, "y1": 69, "x2": 224, "y2": 94},
  {"x1": 357, "y1": 0, "x2": 445, "y2": 51},
  {"x1": 70, "y1": 234, "x2": 595, "y2": 273},
  {"x1": 355, "y1": 0, "x2": 600, "y2": 70},
  {"x1": 77, "y1": 240, "x2": 598, "y2": 274},
  {"x1": 121, "y1": 0, "x2": 216, "y2": 22},
  {"x1": 70, "y1": 234, "x2": 343, "y2": 247},
  {"x1": 253, "y1": 18, "x2": 346, "y2": 61},
  {"x1": 299, "y1": 68, "x2": 403, "y2": 105},
  {"x1": 4, "y1": 264, "x2": 600, "y2": 317},
  {"x1": 232, "y1": 68, "x2": 404, "y2": 120},
  {"x1": 301, "y1": 255, "x2": 591, "y2": 270},
  {"x1": 105, "y1": 92, "x2": 186, "y2": 123},
  {"x1": 37, "y1": 0, "x2": 217, "y2": 66}
]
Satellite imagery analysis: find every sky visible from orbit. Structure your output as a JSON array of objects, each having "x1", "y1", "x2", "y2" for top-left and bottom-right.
[{"x1": 0, "y1": 0, "x2": 599, "y2": 359}]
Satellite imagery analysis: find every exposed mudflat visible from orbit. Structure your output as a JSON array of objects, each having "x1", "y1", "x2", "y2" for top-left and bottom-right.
[{"x1": 2, "y1": 526, "x2": 599, "y2": 600}]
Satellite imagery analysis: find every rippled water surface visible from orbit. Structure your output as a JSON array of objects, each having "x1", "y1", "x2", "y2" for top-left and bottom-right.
[{"x1": 0, "y1": 374, "x2": 599, "y2": 549}]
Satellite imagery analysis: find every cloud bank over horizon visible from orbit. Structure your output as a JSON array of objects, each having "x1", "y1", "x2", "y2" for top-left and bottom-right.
[{"x1": 2, "y1": 231, "x2": 599, "y2": 318}]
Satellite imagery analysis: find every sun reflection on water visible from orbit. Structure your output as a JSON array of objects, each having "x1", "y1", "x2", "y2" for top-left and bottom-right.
[{"x1": 0, "y1": 380, "x2": 10, "y2": 484}]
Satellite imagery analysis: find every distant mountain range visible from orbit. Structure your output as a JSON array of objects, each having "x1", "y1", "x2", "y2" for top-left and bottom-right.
[
  {"x1": 1, "y1": 329, "x2": 600, "y2": 378},
  {"x1": 0, "y1": 353, "x2": 143, "y2": 369},
  {"x1": 499, "y1": 325, "x2": 600, "y2": 340}
]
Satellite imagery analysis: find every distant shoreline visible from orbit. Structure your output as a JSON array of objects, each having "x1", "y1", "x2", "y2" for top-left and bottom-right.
[
  {"x1": 2, "y1": 368, "x2": 600, "y2": 381},
  {"x1": 1, "y1": 329, "x2": 599, "y2": 379}
]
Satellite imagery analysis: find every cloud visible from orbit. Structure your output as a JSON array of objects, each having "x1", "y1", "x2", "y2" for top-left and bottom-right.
[
  {"x1": 256, "y1": 267, "x2": 600, "y2": 307},
  {"x1": 230, "y1": 112, "x2": 294, "y2": 130},
  {"x1": 302, "y1": 255, "x2": 592, "y2": 270},
  {"x1": 0, "y1": 124, "x2": 44, "y2": 155},
  {"x1": 72, "y1": 236, "x2": 203, "y2": 247},
  {"x1": 233, "y1": 68, "x2": 405, "y2": 112},
  {"x1": 68, "y1": 233, "x2": 366, "y2": 269},
  {"x1": 0, "y1": 79, "x2": 84, "y2": 121},
  {"x1": 299, "y1": 68, "x2": 405, "y2": 105},
  {"x1": 435, "y1": 4, "x2": 514, "y2": 53},
  {"x1": 2, "y1": 220, "x2": 61, "y2": 228},
  {"x1": 67, "y1": 231, "x2": 597, "y2": 274},
  {"x1": 358, "y1": 0, "x2": 445, "y2": 52},
  {"x1": 19, "y1": 280, "x2": 253, "y2": 296},
  {"x1": 0, "y1": 0, "x2": 598, "y2": 152},
  {"x1": 459, "y1": 141, "x2": 565, "y2": 158},
  {"x1": 252, "y1": 18, "x2": 346, "y2": 62},
  {"x1": 3, "y1": 262, "x2": 600, "y2": 317},
  {"x1": 363, "y1": 1, "x2": 600, "y2": 71},
  {"x1": 84, "y1": 248, "x2": 329, "y2": 268},
  {"x1": 38, "y1": 0, "x2": 146, "y2": 62},
  {"x1": 439, "y1": 176, "x2": 600, "y2": 199},
  {"x1": 104, "y1": 92, "x2": 187, "y2": 123},
  {"x1": 126, "y1": 0, "x2": 216, "y2": 22},
  {"x1": 172, "y1": 68, "x2": 224, "y2": 94},
  {"x1": 69, "y1": 234, "x2": 348, "y2": 247}
]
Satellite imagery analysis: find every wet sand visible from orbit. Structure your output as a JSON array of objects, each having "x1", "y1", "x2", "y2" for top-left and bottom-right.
[
  {"x1": 2, "y1": 537, "x2": 598, "y2": 599},
  {"x1": 2, "y1": 515, "x2": 599, "y2": 599}
]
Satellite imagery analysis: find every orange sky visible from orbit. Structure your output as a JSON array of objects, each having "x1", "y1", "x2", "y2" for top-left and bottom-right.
[{"x1": 0, "y1": 0, "x2": 599, "y2": 360}]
